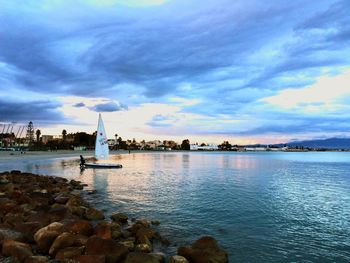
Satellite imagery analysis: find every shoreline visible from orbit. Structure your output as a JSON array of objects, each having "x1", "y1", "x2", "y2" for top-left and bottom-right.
[{"x1": 0, "y1": 170, "x2": 228, "y2": 262}]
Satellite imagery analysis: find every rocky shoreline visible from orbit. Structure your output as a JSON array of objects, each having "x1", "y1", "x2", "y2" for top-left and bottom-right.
[{"x1": 0, "y1": 171, "x2": 228, "y2": 263}]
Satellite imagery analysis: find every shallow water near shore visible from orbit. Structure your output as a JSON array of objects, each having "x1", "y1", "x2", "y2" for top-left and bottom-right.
[{"x1": 1, "y1": 151, "x2": 350, "y2": 262}]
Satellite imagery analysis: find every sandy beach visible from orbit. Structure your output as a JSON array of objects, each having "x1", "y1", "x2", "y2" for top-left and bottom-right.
[{"x1": 0, "y1": 150, "x2": 95, "y2": 161}]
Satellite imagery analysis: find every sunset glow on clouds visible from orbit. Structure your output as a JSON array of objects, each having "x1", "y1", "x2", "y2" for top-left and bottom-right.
[{"x1": 0, "y1": 0, "x2": 350, "y2": 144}]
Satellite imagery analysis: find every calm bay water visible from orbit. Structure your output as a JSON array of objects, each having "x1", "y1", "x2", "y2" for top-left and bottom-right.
[{"x1": 1, "y1": 151, "x2": 350, "y2": 262}]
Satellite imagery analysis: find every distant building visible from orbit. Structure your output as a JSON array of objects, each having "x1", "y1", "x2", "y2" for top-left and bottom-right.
[
  {"x1": 190, "y1": 144, "x2": 218, "y2": 151},
  {"x1": 245, "y1": 147, "x2": 267, "y2": 151},
  {"x1": 190, "y1": 144, "x2": 199, "y2": 150},
  {"x1": 145, "y1": 140, "x2": 162, "y2": 150},
  {"x1": 107, "y1": 139, "x2": 116, "y2": 146},
  {"x1": 198, "y1": 144, "x2": 219, "y2": 151},
  {"x1": 41, "y1": 135, "x2": 54, "y2": 144}
]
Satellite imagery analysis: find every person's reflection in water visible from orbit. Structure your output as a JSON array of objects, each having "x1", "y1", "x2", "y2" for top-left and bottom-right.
[{"x1": 80, "y1": 155, "x2": 86, "y2": 167}]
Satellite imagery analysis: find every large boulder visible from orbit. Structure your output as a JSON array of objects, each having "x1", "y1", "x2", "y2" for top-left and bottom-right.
[
  {"x1": 15, "y1": 221, "x2": 43, "y2": 243},
  {"x1": 110, "y1": 212, "x2": 128, "y2": 224},
  {"x1": 85, "y1": 207, "x2": 105, "y2": 220},
  {"x1": 94, "y1": 221, "x2": 112, "y2": 239},
  {"x1": 0, "y1": 228, "x2": 25, "y2": 244},
  {"x1": 24, "y1": 256, "x2": 49, "y2": 263},
  {"x1": 169, "y1": 255, "x2": 189, "y2": 263},
  {"x1": 178, "y1": 236, "x2": 228, "y2": 263},
  {"x1": 54, "y1": 193, "x2": 71, "y2": 204},
  {"x1": 26, "y1": 211, "x2": 51, "y2": 226},
  {"x1": 125, "y1": 252, "x2": 164, "y2": 263},
  {"x1": 2, "y1": 239, "x2": 33, "y2": 262},
  {"x1": 85, "y1": 235, "x2": 129, "y2": 263},
  {"x1": 49, "y1": 232, "x2": 77, "y2": 257},
  {"x1": 34, "y1": 222, "x2": 64, "y2": 253},
  {"x1": 63, "y1": 219, "x2": 93, "y2": 236},
  {"x1": 55, "y1": 246, "x2": 84, "y2": 259},
  {"x1": 48, "y1": 205, "x2": 73, "y2": 222},
  {"x1": 72, "y1": 255, "x2": 106, "y2": 263},
  {"x1": 66, "y1": 195, "x2": 88, "y2": 207}
]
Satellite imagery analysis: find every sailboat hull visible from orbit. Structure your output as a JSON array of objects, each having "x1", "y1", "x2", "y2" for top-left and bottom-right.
[{"x1": 83, "y1": 163, "x2": 123, "y2": 169}]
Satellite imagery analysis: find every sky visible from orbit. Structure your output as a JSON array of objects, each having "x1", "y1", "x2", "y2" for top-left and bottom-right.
[{"x1": 0, "y1": 0, "x2": 350, "y2": 144}]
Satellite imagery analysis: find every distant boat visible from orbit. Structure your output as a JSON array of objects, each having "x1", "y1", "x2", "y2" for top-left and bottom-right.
[{"x1": 82, "y1": 114, "x2": 122, "y2": 169}]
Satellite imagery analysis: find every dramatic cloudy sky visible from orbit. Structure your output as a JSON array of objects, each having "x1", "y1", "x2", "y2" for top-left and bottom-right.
[{"x1": 1, "y1": 0, "x2": 349, "y2": 144}]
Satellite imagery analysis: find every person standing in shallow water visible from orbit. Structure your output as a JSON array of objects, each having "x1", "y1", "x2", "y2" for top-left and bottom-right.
[{"x1": 80, "y1": 155, "x2": 85, "y2": 167}]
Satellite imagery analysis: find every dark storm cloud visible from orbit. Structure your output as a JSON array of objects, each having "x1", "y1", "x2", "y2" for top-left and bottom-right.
[{"x1": 0, "y1": 98, "x2": 67, "y2": 124}]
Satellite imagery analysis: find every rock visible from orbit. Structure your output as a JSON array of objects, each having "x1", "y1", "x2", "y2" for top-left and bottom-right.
[
  {"x1": 0, "y1": 199, "x2": 17, "y2": 215},
  {"x1": 135, "y1": 227, "x2": 158, "y2": 245},
  {"x1": 122, "y1": 230, "x2": 132, "y2": 239},
  {"x1": 69, "y1": 180, "x2": 84, "y2": 190},
  {"x1": 48, "y1": 205, "x2": 72, "y2": 222},
  {"x1": 49, "y1": 232, "x2": 77, "y2": 257},
  {"x1": 85, "y1": 207, "x2": 104, "y2": 220},
  {"x1": 169, "y1": 255, "x2": 189, "y2": 263},
  {"x1": 3, "y1": 212, "x2": 25, "y2": 228},
  {"x1": 111, "y1": 229, "x2": 122, "y2": 240},
  {"x1": 2, "y1": 239, "x2": 33, "y2": 262},
  {"x1": 130, "y1": 224, "x2": 158, "y2": 241},
  {"x1": 151, "y1": 220, "x2": 160, "y2": 226},
  {"x1": 63, "y1": 220, "x2": 93, "y2": 236},
  {"x1": 110, "y1": 213, "x2": 128, "y2": 224},
  {"x1": 72, "y1": 255, "x2": 105, "y2": 263},
  {"x1": 0, "y1": 178, "x2": 9, "y2": 184},
  {"x1": 118, "y1": 240, "x2": 134, "y2": 250},
  {"x1": 72, "y1": 234, "x2": 89, "y2": 247},
  {"x1": 26, "y1": 211, "x2": 50, "y2": 226},
  {"x1": 87, "y1": 190, "x2": 97, "y2": 195},
  {"x1": 177, "y1": 247, "x2": 193, "y2": 261},
  {"x1": 14, "y1": 222, "x2": 42, "y2": 243},
  {"x1": 192, "y1": 236, "x2": 221, "y2": 250},
  {"x1": 125, "y1": 252, "x2": 163, "y2": 263},
  {"x1": 66, "y1": 195, "x2": 88, "y2": 207},
  {"x1": 67, "y1": 205, "x2": 86, "y2": 218},
  {"x1": 85, "y1": 236, "x2": 129, "y2": 263},
  {"x1": 34, "y1": 222, "x2": 64, "y2": 253},
  {"x1": 35, "y1": 222, "x2": 64, "y2": 235},
  {"x1": 135, "y1": 219, "x2": 150, "y2": 228},
  {"x1": 94, "y1": 221, "x2": 112, "y2": 239},
  {"x1": 54, "y1": 193, "x2": 71, "y2": 204},
  {"x1": 55, "y1": 246, "x2": 84, "y2": 259},
  {"x1": 149, "y1": 252, "x2": 166, "y2": 263},
  {"x1": 135, "y1": 243, "x2": 152, "y2": 253},
  {"x1": 24, "y1": 256, "x2": 49, "y2": 263},
  {"x1": 1, "y1": 182, "x2": 14, "y2": 193},
  {"x1": 0, "y1": 228, "x2": 25, "y2": 243},
  {"x1": 30, "y1": 192, "x2": 54, "y2": 207},
  {"x1": 110, "y1": 222, "x2": 122, "y2": 239},
  {"x1": 178, "y1": 236, "x2": 228, "y2": 263}
]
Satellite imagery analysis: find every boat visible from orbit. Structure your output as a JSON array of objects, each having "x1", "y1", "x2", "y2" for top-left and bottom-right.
[
  {"x1": 83, "y1": 163, "x2": 122, "y2": 169},
  {"x1": 81, "y1": 113, "x2": 122, "y2": 169}
]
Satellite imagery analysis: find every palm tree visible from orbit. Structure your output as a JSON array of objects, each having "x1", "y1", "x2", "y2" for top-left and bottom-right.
[
  {"x1": 62, "y1": 129, "x2": 67, "y2": 142},
  {"x1": 36, "y1": 129, "x2": 41, "y2": 142}
]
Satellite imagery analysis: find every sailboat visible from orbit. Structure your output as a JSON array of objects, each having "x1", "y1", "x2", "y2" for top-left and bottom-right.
[{"x1": 82, "y1": 114, "x2": 122, "y2": 169}]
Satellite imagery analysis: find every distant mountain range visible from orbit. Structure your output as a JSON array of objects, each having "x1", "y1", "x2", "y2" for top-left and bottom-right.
[{"x1": 286, "y1": 138, "x2": 350, "y2": 149}]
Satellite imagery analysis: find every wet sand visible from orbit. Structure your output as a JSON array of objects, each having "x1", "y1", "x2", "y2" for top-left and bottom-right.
[{"x1": 0, "y1": 150, "x2": 95, "y2": 161}]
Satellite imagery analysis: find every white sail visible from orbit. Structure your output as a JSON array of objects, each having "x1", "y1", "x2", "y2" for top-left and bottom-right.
[{"x1": 95, "y1": 114, "x2": 109, "y2": 160}]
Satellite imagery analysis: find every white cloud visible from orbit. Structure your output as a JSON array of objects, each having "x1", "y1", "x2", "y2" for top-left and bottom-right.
[{"x1": 261, "y1": 69, "x2": 350, "y2": 112}]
